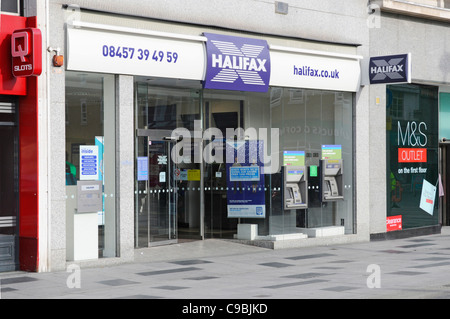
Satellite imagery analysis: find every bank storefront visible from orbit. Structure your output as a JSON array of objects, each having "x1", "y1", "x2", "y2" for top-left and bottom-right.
[{"x1": 64, "y1": 11, "x2": 362, "y2": 260}]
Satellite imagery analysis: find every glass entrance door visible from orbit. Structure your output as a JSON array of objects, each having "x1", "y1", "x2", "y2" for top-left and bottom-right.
[
  {"x1": 0, "y1": 100, "x2": 18, "y2": 272},
  {"x1": 136, "y1": 130, "x2": 178, "y2": 246},
  {"x1": 149, "y1": 137, "x2": 178, "y2": 245},
  {"x1": 134, "y1": 79, "x2": 203, "y2": 247}
]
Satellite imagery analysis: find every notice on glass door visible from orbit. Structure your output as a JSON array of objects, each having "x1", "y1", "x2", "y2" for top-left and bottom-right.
[
  {"x1": 137, "y1": 156, "x2": 148, "y2": 181},
  {"x1": 80, "y1": 145, "x2": 99, "y2": 181}
]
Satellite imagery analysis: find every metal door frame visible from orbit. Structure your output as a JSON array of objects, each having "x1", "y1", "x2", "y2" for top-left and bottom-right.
[
  {"x1": 439, "y1": 140, "x2": 450, "y2": 226},
  {"x1": 137, "y1": 129, "x2": 178, "y2": 246},
  {"x1": 136, "y1": 128, "x2": 205, "y2": 245},
  {"x1": 0, "y1": 100, "x2": 19, "y2": 272}
]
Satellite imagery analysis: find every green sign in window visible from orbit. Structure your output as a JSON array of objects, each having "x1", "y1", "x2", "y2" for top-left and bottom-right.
[
  {"x1": 310, "y1": 165, "x2": 318, "y2": 177},
  {"x1": 321, "y1": 145, "x2": 342, "y2": 160},
  {"x1": 283, "y1": 150, "x2": 305, "y2": 166}
]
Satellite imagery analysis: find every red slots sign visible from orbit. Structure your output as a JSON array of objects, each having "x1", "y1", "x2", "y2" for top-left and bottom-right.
[{"x1": 11, "y1": 28, "x2": 42, "y2": 77}]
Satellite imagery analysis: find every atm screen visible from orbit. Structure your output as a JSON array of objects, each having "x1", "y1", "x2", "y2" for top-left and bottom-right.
[{"x1": 286, "y1": 188, "x2": 293, "y2": 199}]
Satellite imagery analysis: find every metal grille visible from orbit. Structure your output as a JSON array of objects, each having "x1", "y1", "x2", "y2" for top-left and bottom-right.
[
  {"x1": 0, "y1": 216, "x2": 16, "y2": 228},
  {"x1": 0, "y1": 102, "x2": 14, "y2": 114}
]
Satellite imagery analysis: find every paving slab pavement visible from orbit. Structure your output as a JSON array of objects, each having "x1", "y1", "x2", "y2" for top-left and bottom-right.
[{"x1": 1, "y1": 227, "x2": 450, "y2": 300}]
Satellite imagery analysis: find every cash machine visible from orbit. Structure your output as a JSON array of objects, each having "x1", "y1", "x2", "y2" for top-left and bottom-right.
[
  {"x1": 321, "y1": 159, "x2": 344, "y2": 201},
  {"x1": 283, "y1": 166, "x2": 308, "y2": 210}
]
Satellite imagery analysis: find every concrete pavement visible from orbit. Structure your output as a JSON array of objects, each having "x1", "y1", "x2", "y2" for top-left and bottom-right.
[{"x1": 1, "y1": 227, "x2": 450, "y2": 300}]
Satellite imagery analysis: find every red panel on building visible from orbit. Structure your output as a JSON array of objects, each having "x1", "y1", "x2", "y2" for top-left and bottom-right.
[
  {"x1": 1, "y1": 14, "x2": 40, "y2": 271},
  {"x1": 19, "y1": 16, "x2": 40, "y2": 272},
  {"x1": 0, "y1": 15, "x2": 28, "y2": 95}
]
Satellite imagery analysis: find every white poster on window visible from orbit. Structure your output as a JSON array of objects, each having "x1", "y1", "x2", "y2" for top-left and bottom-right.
[
  {"x1": 80, "y1": 145, "x2": 99, "y2": 181},
  {"x1": 419, "y1": 179, "x2": 436, "y2": 216}
]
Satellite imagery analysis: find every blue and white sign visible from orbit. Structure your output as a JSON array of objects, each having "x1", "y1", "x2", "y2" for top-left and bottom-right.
[
  {"x1": 229, "y1": 166, "x2": 260, "y2": 182},
  {"x1": 226, "y1": 140, "x2": 266, "y2": 218},
  {"x1": 369, "y1": 53, "x2": 411, "y2": 84},
  {"x1": 80, "y1": 145, "x2": 99, "y2": 181},
  {"x1": 204, "y1": 33, "x2": 271, "y2": 92},
  {"x1": 137, "y1": 156, "x2": 148, "y2": 181}
]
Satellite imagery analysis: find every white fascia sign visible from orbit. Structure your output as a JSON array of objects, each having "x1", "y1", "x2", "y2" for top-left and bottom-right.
[
  {"x1": 67, "y1": 22, "x2": 362, "y2": 92},
  {"x1": 269, "y1": 46, "x2": 362, "y2": 92},
  {"x1": 66, "y1": 23, "x2": 206, "y2": 81}
]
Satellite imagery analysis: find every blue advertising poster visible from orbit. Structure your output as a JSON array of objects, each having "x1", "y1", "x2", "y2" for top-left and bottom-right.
[{"x1": 226, "y1": 140, "x2": 266, "y2": 218}]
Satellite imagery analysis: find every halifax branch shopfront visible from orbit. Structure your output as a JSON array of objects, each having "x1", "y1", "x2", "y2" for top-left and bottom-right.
[{"x1": 63, "y1": 11, "x2": 361, "y2": 261}]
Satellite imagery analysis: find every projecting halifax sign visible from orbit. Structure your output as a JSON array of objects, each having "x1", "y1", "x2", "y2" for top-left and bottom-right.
[
  {"x1": 203, "y1": 33, "x2": 270, "y2": 92},
  {"x1": 369, "y1": 53, "x2": 410, "y2": 84}
]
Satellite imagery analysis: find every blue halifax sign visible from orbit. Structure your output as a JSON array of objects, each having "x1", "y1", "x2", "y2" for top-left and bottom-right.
[
  {"x1": 369, "y1": 53, "x2": 410, "y2": 84},
  {"x1": 203, "y1": 33, "x2": 271, "y2": 92}
]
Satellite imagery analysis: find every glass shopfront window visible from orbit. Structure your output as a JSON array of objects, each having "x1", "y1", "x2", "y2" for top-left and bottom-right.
[
  {"x1": 1, "y1": 0, "x2": 20, "y2": 15},
  {"x1": 269, "y1": 88, "x2": 354, "y2": 234},
  {"x1": 134, "y1": 76, "x2": 355, "y2": 246},
  {"x1": 203, "y1": 88, "x2": 354, "y2": 237},
  {"x1": 65, "y1": 71, "x2": 117, "y2": 259},
  {"x1": 386, "y1": 84, "x2": 439, "y2": 230}
]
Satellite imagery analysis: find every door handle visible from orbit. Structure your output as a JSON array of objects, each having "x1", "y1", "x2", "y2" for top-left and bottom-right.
[{"x1": 163, "y1": 136, "x2": 181, "y2": 142}]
